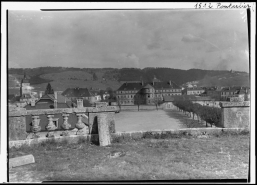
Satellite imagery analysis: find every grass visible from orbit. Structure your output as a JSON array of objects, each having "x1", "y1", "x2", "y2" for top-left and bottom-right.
[{"x1": 9, "y1": 132, "x2": 250, "y2": 182}]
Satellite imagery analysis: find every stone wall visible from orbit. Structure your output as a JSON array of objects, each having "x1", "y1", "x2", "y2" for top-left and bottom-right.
[
  {"x1": 9, "y1": 116, "x2": 27, "y2": 141},
  {"x1": 220, "y1": 101, "x2": 250, "y2": 129}
]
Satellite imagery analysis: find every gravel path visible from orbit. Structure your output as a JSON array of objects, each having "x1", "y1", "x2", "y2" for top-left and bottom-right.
[{"x1": 115, "y1": 109, "x2": 188, "y2": 132}]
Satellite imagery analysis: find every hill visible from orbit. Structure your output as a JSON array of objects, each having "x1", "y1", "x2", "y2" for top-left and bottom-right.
[
  {"x1": 8, "y1": 67, "x2": 250, "y2": 95},
  {"x1": 197, "y1": 71, "x2": 249, "y2": 87}
]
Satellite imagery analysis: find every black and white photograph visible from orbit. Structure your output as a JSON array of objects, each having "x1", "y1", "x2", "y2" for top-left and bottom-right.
[{"x1": 1, "y1": 2, "x2": 255, "y2": 183}]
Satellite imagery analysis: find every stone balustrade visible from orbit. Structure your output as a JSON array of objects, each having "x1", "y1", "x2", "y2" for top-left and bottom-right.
[{"x1": 8, "y1": 106, "x2": 117, "y2": 141}]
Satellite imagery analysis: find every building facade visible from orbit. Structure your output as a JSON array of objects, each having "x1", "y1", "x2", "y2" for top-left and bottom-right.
[
  {"x1": 185, "y1": 87, "x2": 205, "y2": 95},
  {"x1": 116, "y1": 80, "x2": 182, "y2": 105}
]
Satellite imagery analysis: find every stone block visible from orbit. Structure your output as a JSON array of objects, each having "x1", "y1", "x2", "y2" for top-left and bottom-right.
[
  {"x1": 9, "y1": 116, "x2": 27, "y2": 141},
  {"x1": 221, "y1": 107, "x2": 250, "y2": 129},
  {"x1": 9, "y1": 154, "x2": 35, "y2": 168}
]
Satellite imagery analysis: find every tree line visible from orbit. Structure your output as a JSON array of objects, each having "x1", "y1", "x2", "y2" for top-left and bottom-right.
[{"x1": 173, "y1": 100, "x2": 222, "y2": 127}]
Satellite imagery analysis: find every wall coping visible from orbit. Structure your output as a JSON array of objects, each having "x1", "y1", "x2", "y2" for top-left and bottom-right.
[
  {"x1": 9, "y1": 106, "x2": 117, "y2": 117},
  {"x1": 219, "y1": 101, "x2": 250, "y2": 108}
]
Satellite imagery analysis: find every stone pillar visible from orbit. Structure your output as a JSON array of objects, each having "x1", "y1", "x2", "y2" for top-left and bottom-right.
[
  {"x1": 75, "y1": 113, "x2": 88, "y2": 135},
  {"x1": 46, "y1": 115, "x2": 57, "y2": 137},
  {"x1": 31, "y1": 115, "x2": 41, "y2": 139},
  {"x1": 9, "y1": 115, "x2": 27, "y2": 141},
  {"x1": 97, "y1": 113, "x2": 111, "y2": 146},
  {"x1": 61, "y1": 113, "x2": 71, "y2": 136}
]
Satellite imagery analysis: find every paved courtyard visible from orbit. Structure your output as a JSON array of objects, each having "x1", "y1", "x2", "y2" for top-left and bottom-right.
[{"x1": 115, "y1": 109, "x2": 187, "y2": 132}]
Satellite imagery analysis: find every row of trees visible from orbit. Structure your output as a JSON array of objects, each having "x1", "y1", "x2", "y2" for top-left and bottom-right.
[{"x1": 173, "y1": 100, "x2": 222, "y2": 127}]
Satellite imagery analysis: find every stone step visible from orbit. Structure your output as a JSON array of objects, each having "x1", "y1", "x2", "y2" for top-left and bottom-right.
[{"x1": 9, "y1": 154, "x2": 35, "y2": 168}]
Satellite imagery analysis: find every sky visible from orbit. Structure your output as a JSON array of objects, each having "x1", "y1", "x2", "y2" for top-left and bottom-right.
[{"x1": 8, "y1": 9, "x2": 250, "y2": 72}]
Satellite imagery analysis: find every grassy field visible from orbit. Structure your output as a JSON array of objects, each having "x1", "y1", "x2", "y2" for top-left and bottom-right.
[
  {"x1": 9, "y1": 132, "x2": 250, "y2": 182},
  {"x1": 32, "y1": 71, "x2": 122, "y2": 92}
]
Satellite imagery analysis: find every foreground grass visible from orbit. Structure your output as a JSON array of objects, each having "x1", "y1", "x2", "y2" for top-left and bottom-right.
[{"x1": 9, "y1": 133, "x2": 250, "y2": 182}]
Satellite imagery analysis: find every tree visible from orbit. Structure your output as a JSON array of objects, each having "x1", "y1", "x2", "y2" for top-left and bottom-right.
[
  {"x1": 134, "y1": 93, "x2": 144, "y2": 111},
  {"x1": 106, "y1": 87, "x2": 114, "y2": 100},
  {"x1": 45, "y1": 83, "x2": 54, "y2": 95},
  {"x1": 92, "y1": 73, "x2": 98, "y2": 81}
]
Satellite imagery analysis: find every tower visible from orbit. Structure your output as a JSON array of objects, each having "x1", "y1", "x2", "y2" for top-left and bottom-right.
[{"x1": 20, "y1": 73, "x2": 31, "y2": 96}]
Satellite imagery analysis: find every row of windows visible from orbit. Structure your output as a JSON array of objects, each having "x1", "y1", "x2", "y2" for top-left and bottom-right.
[
  {"x1": 116, "y1": 89, "x2": 181, "y2": 94},
  {"x1": 188, "y1": 91, "x2": 203, "y2": 94},
  {"x1": 117, "y1": 93, "x2": 181, "y2": 99}
]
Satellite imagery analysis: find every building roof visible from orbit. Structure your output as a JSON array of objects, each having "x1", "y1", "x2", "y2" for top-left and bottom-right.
[
  {"x1": 117, "y1": 81, "x2": 181, "y2": 91},
  {"x1": 40, "y1": 94, "x2": 55, "y2": 101},
  {"x1": 57, "y1": 94, "x2": 66, "y2": 103},
  {"x1": 62, "y1": 88, "x2": 92, "y2": 98}
]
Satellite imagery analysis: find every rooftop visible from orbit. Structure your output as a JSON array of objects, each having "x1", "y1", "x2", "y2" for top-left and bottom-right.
[{"x1": 62, "y1": 88, "x2": 92, "y2": 98}]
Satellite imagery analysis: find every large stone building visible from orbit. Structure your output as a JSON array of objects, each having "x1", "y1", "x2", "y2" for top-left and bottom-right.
[{"x1": 116, "y1": 80, "x2": 182, "y2": 105}]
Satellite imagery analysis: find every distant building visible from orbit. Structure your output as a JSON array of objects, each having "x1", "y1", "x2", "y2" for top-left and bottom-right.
[
  {"x1": 220, "y1": 86, "x2": 250, "y2": 101},
  {"x1": 116, "y1": 79, "x2": 182, "y2": 105},
  {"x1": 25, "y1": 88, "x2": 71, "y2": 110},
  {"x1": 19, "y1": 73, "x2": 34, "y2": 103},
  {"x1": 89, "y1": 90, "x2": 102, "y2": 102},
  {"x1": 185, "y1": 87, "x2": 205, "y2": 95},
  {"x1": 62, "y1": 87, "x2": 95, "y2": 108}
]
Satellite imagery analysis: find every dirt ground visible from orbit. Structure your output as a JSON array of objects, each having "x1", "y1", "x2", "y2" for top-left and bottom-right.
[{"x1": 115, "y1": 109, "x2": 190, "y2": 132}]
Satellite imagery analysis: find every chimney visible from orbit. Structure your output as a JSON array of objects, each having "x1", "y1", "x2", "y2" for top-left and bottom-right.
[
  {"x1": 39, "y1": 91, "x2": 42, "y2": 98},
  {"x1": 141, "y1": 80, "x2": 144, "y2": 86},
  {"x1": 54, "y1": 91, "x2": 57, "y2": 99},
  {"x1": 169, "y1": 80, "x2": 171, "y2": 85},
  {"x1": 153, "y1": 80, "x2": 154, "y2": 86},
  {"x1": 54, "y1": 100, "x2": 57, "y2": 109},
  {"x1": 77, "y1": 98, "x2": 83, "y2": 109}
]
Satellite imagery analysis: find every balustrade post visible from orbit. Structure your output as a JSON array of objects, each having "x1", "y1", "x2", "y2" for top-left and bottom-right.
[
  {"x1": 31, "y1": 115, "x2": 41, "y2": 139},
  {"x1": 61, "y1": 113, "x2": 71, "y2": 136},
  {"x1": 46, "y1": 115, "x2": 57, "y2": 137},
  {"x1": 75, "y1": 113, "x2": 88, "y2": 135}
]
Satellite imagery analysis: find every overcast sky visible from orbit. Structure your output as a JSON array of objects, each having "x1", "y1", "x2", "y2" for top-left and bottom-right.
[{"x1": 8, "y1": 9, "x2": 249, "y2": 72}]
